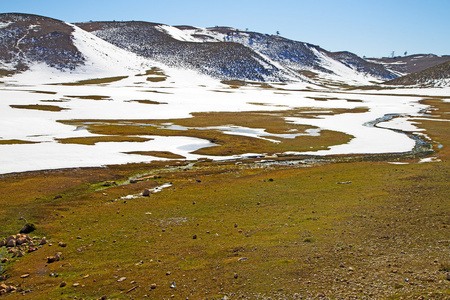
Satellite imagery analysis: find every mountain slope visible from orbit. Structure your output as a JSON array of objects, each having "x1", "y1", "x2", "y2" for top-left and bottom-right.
[
  {"x1": 384, "y1": 60, "x2": 450, "y2": 87},
  {"x1": 0, "y1": 13, "x2": 84, "y2": 73},
  {"x1": 0, "y1": 13, "x2": 403, "y2": 84},
  {"x1": 0, "y1": 13, "x2": 161, "y2": 81},
  {"x1": 75, "y1": 21, "x2": 289, "y2": 82},
  {"x1": 76, "y1": 22, "x2": 398, "y2": 83},
  {"x1": 367, "y1": 54, "x2": 450, "y2": 75}
]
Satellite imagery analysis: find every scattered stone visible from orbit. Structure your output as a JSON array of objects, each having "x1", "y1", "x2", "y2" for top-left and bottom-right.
[
  {"x1": 39, "y1": 237, "x2": 47, "y2": 245},
  {"x1": 17, "y1": 251, "x2": 25, "y2": 257},
  {"x1": 142, "y1": 189, "x2": 151, "y2": 196},
  {"x1": 170, "y1": 281, "x2": 176, "y2": 288},
  {"x1": 83, "y1": 275, "x2": 90, "y2": 279},
  {"x1": 117, "y1": 277, "x2": 127, "y2": 282},
  {"x1": 0, "y1": 275, "x2": 5, "y2": 281},
  {"x1": 59, "y1": 281, "x2": 67, "y2": 287},
  {"x1": 20, "y1": 274, "x2": 30, "y2": 278},
  {"x1": 348, "y1": 267, "x2": 354, "y2": 272},
  {"x1": 72, "y1": 283, "x2": 80, "y2": 287},
  {"x1": 20, "y1": 223, "x2": 37, "y2": 234},
  {"x1": 193, "y1": 235, "x2": 197, "y2": 239},
  {"x1": 150, "y1": 283, "x2": 157, "y2": 289},
  {"x1": 238, "y1": 257, "x2": 248, "y2": 261},
  {"x1": 54, "y1": 195, "x2": 62, "y2": 199},
  {"x1": 58, "y1": 242, "x2": 67, "y2": 247},
  {"x1": 126, "y1": 285, "x2": 139, "y2": 293},
  {"x1": 102, "y1": 181, "x2": 117, "y2": 187},
  {"x1": 234, "y1": 273, "x2": 238, "y2": 279},
  {"x1": 166, "y1": 271, "x2": 171, "y2": 276},
  {"x1": 6, "y1": 239, "x2": 16, "y2": 248},
  {"x1": 47, "y1": 252, "x2": 62, "y2": 263},
  {"x1": 135, "y1": 260, "x2": 144, "y2": 265},
  {"x1": 446, "y1": 273, "x2": 450, "y2": 281}
]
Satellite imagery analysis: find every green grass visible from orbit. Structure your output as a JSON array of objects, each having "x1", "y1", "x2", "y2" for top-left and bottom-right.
[
  {"x1": 0, "y1": 99, "x2": 448, "y2": 299},
  {"x1": 65, "y1": 95, "x2": 111, "y2": 100},
  {"x1": 0, "y1": 139, "x2": 38, "y2": 145},
  {"x1": 9, "y1": 104, "x2": 69, "y2": 112},
  {"x1": 55, "y1": 136, "x2": 152, "y2": 145},
  {"x1": 58, "y1": 108, "x2": 366, "y2": 156},
  {"x1": 54, "y1": 76, "x2": 128, "y2": 86}
]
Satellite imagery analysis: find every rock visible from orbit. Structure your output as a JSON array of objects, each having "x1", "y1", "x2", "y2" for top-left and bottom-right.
[
  {"x1": 6, "y1": 239, "x2": 16, "y2": 248},
  {"x1": 193, "y1": 235, "x2": 197, "y2": 239},
  {"x1": 59, "y1": 281, "x2": 67, "y2": 288},
  {"x1": 238, "y1": 257, "x2": 248, "y2": 261},
  {"x1": 446, "y1": 273, "x2": 450, "y2": 281},
  {"x1": 72, "y1": 283, "x2": 80, "y2": 287},
  {"x1": 54, "y1": 195, "x2": 62, "y2": 199},
  {"x1": 16, "y1": 237, "x2": 27, "y2": 245},
  {"x1": 150, "y1": 283, "x2": 157, "y2": 289},
  {"x1": 0, "y1": 239, "x2": 6, "y2": 247},
  {"x1": 170, "y1": 281, "x2": 176, "y2": 288},
  {"x1": 0, "y1": 258, "x2": 8, "y2": 263},
  {"x1": 20, "y1": 274, "x2": 30, "y2": 278},
  {"x1": 39, "y1": 237, "x2": 47, "y2": 245},
  {"x1": 58, "y1": 242, "x2": 67, "y2": 247},
  {"x1": 0, "y1": 275, "x2": 5, "y2": 281},
  {"x1": 17, "y1": 251, "x2": 25, "y2": 257},
  {"x1": 234, "y1": 273, "x2": 238, "y2": 279},
  {"x1": 348, "y1": 267, "x2": 354, "y2": 272},
  {"x1": 142, "y1": 189, "x2": 151, "y2": 196},
  {"x1": 20, "y1": 223, "x2": 37, "y2": 234},
  {"x1": 117, "y1": 277, "x2": 127, "y2": 282},
  {"x1": 47, "y1": 252, "x2": 62, "y2": 263}
]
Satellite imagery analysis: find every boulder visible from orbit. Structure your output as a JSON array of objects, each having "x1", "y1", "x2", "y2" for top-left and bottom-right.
[
  {"x1": 20, "y1": 223, "x2": 36, "y2": 234},
  {"x1": 6, "y1": 239, "x2": 16, "y2": 248}
]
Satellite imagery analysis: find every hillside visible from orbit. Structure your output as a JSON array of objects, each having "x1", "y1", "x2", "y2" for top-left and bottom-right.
[
  {"x1": 77, "y1": 21, "x2": 398, "y2": 83},
  {"x1": 367, "y1": 54, "x2": 450, "y2": 75},
  {"x1": 384, "y1": 60, "x2": 450, "y2": 87},
  {"x1": 0, "y1": 13, "x2": 84, "y2": 74}
]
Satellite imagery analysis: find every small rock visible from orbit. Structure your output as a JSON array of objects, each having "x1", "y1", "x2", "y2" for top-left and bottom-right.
[
  {"x1": 238, "y1": 257, "x2": 248, "y2": 261},
  {"x1": 0, "y1": 258, "x2": 8, "y2": 263},
  {"x1": 348, "y1": 267, "x2": 354, "y2": 272},
  {"x1": 234, "y1": 273, "x2": 238, "y2": 279},
  {"x1": 142, "y1": 189, "x2": 151, "y2": 197},
  {"x1": 20, "y1": 274, "x2": 30, "y2": 278},
  {"x1": 58, "y1": 242, "x2": 67, "y2": 247},
  {"x1": 17, "y1": 251, "x2": 25, "y2": 257},
  {"x1": 0, "y1": 275, "x2": 5, "y2": 281},
  {"x1": 446, "y1": 273, "x2": 450, "y2": 281},
  {"x1": 150, "y1": 283, "x2": 157, "y2": 289},
  {"x1": 72, "y1": 283, "x2": 80, "y2": 287},
  {"x1": 170, "y1": 281, "x2": 176, "y2": 288},
  {"x1": 193, "y1": 235, "x2": 197, "y2": 239},
  {"x1": 166, "y1": 271, "x2": 171, "y2": 276},
  {"x1": 39, "y1": 237, "x2": 47, "y2": 245},
  {"x1": 83, "y1": 275, "x2": 90, "y2": 279},
  {"x1": 54, "y1": 195, "x2": 62, "y2": 199},
  {"x1": 60, "y1": 281, "x2": 67, "y2": 287},
  {"x1": 117, "y1": 277, "x2": 127, "y2": 282}
]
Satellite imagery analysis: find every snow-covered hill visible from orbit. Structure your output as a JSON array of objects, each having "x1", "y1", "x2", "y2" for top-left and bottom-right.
[{"x1": 76, "y1": 21, "x2": 398, "y2": 84}]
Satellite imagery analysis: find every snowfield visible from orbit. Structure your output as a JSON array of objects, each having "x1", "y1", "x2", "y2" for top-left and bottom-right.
[{"x1": 1, "y1": 24, "x2": 449, "y2": 174}]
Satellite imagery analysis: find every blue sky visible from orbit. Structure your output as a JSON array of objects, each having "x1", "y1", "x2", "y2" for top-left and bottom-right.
[{"x1": 2, "y1": 0, "x2": 449, "y2": 58}]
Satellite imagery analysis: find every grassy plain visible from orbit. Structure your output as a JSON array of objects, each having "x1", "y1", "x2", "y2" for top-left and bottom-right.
[{"x1": 0, "y1": 100, "x2": 448, "y2": 299}]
